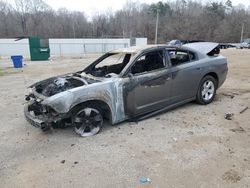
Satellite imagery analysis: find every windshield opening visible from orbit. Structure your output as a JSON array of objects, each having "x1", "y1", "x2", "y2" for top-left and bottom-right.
[{"x1": 88, "y1": 52, "x2": 134, "y2": 77}]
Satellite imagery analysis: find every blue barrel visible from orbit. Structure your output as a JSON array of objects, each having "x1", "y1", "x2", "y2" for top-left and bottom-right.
[{"x1": 11, "y1": 55, "x2": 23, "y2": 68}]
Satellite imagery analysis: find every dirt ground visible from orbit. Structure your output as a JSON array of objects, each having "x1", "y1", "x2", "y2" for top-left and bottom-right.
[{"x1": 0, "y1": 49, "x2": 250, "y2": 188}]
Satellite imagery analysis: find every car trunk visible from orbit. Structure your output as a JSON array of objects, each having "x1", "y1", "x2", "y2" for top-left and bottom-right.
[{"x1": 183, "y1": 42, "x2": 220, "y2": 56}]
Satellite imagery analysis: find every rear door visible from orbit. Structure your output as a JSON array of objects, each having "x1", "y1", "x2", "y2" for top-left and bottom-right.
[{"x1": 167, "y1": 49, "x2": 204, "y2": 103}]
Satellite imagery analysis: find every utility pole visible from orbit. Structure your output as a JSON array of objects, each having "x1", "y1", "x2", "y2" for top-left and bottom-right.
[
  {"x1": 72, "y1": 15, "x2": 76, "y2": 38},
  {"x1": 240, "y1": 22, "x2": 245, "y2": 43},
  {"x1": 155, "y1": 9, "x2": 159, "y2": 44},
  {"x1": 73, "y1": 23, "x2": 76, "y2": 38}
]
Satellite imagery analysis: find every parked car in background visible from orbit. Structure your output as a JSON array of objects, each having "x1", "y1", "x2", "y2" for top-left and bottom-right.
[
  {"x1": 168, "y1": 39, "x2": 205, "y2": 47},
  {"x1": 24, "y1": 42, "x2": 228, "y2": 137},
  {"x1": 168, "y1": 39, "x2": 182, "y2": 47},
  {"x1": 241, "y1": 38, "x2": 250, "y2": 49}
]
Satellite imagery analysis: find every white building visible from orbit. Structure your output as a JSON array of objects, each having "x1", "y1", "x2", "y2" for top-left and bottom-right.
[{"x1": 0, "y1": 38, "x2": 147, "y2": 58}]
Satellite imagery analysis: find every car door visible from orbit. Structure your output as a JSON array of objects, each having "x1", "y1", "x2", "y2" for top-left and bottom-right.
[
  {"x1": 167, "y1": 49, "x2": 204, "y2": 103},
  {"x1": 123, "y1": 49, "x2": 172, "y2": 116}
]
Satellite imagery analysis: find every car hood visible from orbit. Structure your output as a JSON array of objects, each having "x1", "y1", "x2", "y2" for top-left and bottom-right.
[
  {"x1": 183, "y1": 42, "x2": 219, "y2": 55},
  {"x1": 29, "y1": 73, "x2": 101, "y2": 97}
]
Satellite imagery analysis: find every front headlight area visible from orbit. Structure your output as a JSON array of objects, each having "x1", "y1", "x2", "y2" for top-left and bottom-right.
[
  {"x1": 25, "y1": 87, "x2": 56, "y2": 117},
  {"x1": 25, "y1": 93, "x2": 59, "y2": 119},
  {"x1": 24, "y1": 88, "x2": 72, "y2": 130},
  {"x1": 33, "y1": 103, "x2": 59, "y2": 118}
]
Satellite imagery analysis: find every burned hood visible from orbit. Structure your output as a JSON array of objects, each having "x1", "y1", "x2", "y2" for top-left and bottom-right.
[
  {"x1": 183, "y1": 42, "x2": 220, "y2": 55},
  {"x1": 29, "y1": 73, "x2": 71, "y2": 88},
  {"x1": 29, "y1": 73, "x2": 100, "y2": 97}
]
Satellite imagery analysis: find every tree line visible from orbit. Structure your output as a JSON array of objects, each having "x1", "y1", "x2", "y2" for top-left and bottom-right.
[{"x1": 0, "y1": 0, "x2": 250, "y2": 43}]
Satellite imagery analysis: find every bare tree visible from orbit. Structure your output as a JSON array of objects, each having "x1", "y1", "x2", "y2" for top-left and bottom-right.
[
  {"x1": 0, "y1": 1, "x2": 11, "y2": 37},
  {"x1": 29, "y1": 0, "x2": 50, "y2": 35},
  {"x1": 0, "y1": 0, "x2": 249, "y2": 43},
  {"x1": 14, "y1": 0, "x2": 32, "y2": 35}
]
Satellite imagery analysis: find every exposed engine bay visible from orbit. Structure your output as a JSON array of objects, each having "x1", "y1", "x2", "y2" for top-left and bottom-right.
[{"x1": 35, "y1": 76, "x2": 89, "y2": 97}]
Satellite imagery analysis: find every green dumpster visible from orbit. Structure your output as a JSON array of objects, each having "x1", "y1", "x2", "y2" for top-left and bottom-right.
[{"x1": 29, "y1": 37, "x2": 50, "y2": 61}]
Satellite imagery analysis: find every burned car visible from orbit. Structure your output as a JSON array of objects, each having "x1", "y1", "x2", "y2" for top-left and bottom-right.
[{"x1": 25, "y1": 43, "x2": 228, "y2": 137}]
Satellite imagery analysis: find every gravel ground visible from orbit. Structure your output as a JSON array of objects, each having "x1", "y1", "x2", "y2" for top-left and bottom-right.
[{"x1": 0, "y1": 49, "x2": 250, "y2": 188}]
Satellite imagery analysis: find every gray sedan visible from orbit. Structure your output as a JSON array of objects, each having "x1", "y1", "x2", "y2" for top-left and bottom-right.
[{"x1": 24, "y1": 42, "x2": 228, "y2": 137}]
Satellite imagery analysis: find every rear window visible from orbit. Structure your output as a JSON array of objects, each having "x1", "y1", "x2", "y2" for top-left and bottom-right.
[{"x1": 167, "y1": 50, "x2": 195, "y2": 66}]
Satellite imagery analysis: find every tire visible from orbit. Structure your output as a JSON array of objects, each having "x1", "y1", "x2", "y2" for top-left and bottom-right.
[
  {"x1": 72, "y1": 105, "x2": 103, "y2": 137},
  {"x1": 196, "y1": 75, "x2": 217, "y2": 105}
]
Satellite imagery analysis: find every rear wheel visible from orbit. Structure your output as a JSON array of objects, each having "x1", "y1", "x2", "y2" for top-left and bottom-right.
[
  {"x1": 72, "y1": 106, "x2": 103, "y2": 137},
  {"x1": 196, "y1": 75, "x2": 217, "y2": 105}
]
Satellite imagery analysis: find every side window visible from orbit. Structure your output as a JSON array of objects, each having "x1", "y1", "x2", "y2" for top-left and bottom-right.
[
  {"x1": 130, "y1": 50, "x2": 165, "y2": 75},
  {"x1": 168, "y1": 50, "x2": 195, "y2": 66}
]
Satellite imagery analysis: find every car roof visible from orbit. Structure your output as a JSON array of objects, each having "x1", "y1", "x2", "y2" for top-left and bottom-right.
[
  {"x1": 110, "y1": 44, "x2": 175, "y2": 54},
  {"x1": 110, "y1": 42, "x2": 218, "y2": 56}
]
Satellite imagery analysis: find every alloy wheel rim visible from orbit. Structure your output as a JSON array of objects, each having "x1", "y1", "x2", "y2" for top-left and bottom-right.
[
  {"x1": 201, "y1": 80, "x2": 215, "y2": 101},
  {"x1": 73, "y1": 108, "x2": 103, "y2": 137}
]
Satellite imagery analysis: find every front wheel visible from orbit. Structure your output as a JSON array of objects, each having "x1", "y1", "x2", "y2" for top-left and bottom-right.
[
  {"x1": 72, "y1": 106, "x2": 103, "y2": 137},
  {"x1": 196, "y1": 76, "x2": 217, "y2": 105}
]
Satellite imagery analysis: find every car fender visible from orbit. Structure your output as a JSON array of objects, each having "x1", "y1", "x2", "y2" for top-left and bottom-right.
[{"x1": 42, "y1": 79, "x2": 126, "y2": 124}]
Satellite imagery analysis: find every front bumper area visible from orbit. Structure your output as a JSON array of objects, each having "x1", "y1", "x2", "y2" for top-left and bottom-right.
[
  {"x1": 24, "y1": 101, "x2": 70, "y2": 131},
  {"x1": 24, "y1": 103, "x2": 50, "y2": 130}
]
